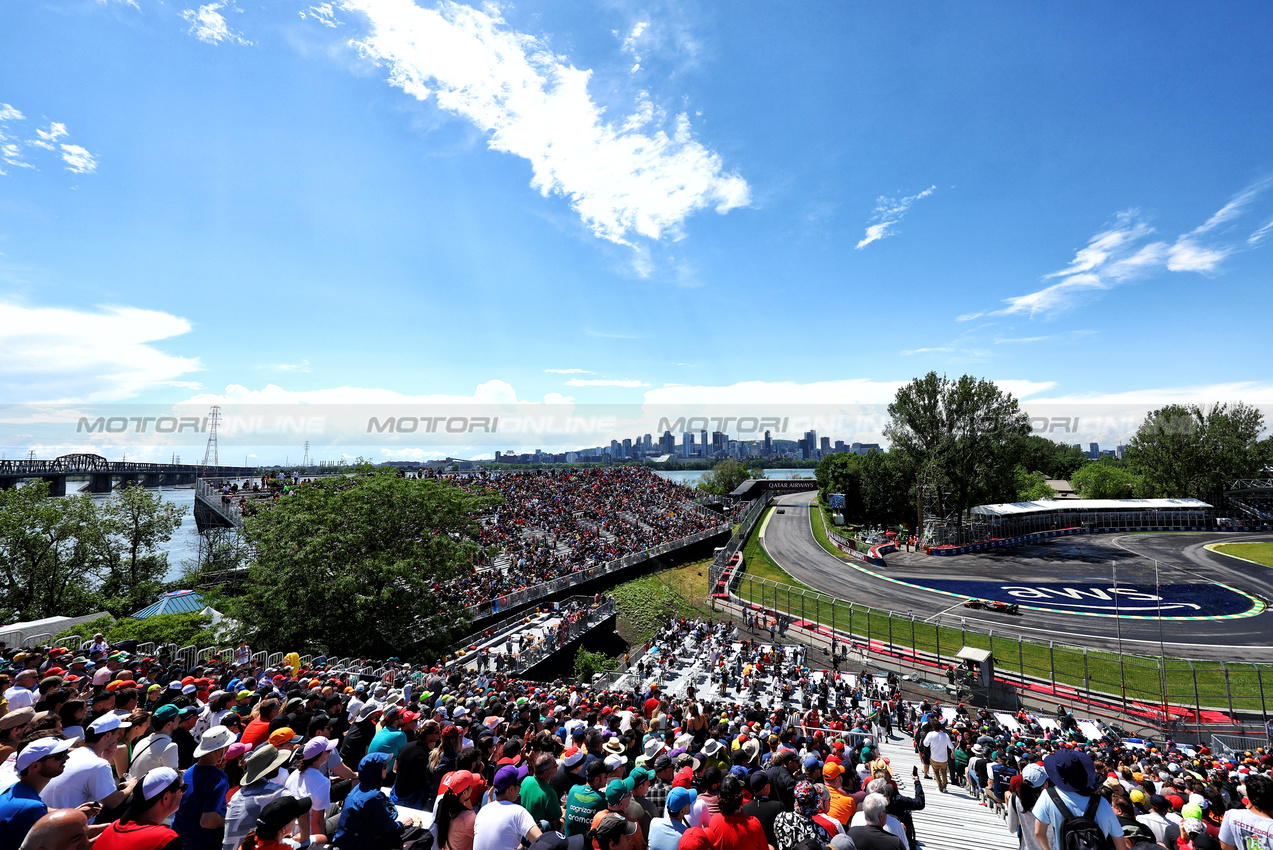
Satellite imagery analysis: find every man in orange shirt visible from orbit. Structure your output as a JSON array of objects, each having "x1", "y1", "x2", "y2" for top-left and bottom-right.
[
  {"x1": 240, "y1": 699, "x2": 281, "y2": 748},
  {"x1": 822, "y1": 762, "x2": 856, "y2": 826}
]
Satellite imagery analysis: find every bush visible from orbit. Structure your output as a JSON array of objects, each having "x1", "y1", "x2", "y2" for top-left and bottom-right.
[
  {"x1": 611, "y1": 576, "x2": 699, "y2": 642},
  {"x1": 54, "y1": 612, "x2": 218, "y2": 649},
  {"x1": 573, "y1": 647, "x2": 619, "y2": 681}
]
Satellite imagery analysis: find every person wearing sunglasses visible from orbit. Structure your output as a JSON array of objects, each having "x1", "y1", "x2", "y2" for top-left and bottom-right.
[
  {"x1": 0, "y1": 736, "x2": 78, "y2": 847},
  {"x1": 93, "y1": 767, "x2": 185, "y2": 850}
]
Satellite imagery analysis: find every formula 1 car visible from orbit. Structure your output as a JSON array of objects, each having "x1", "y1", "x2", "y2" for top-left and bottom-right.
[{"x1": 963, "y1": 599, "x2": 1021, "y2": 615}]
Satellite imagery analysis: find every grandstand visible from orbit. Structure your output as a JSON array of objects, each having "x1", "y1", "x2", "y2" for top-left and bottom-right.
[
  {"x1": 1223, "y1": 477, "x2": 1273, "y2": 523},
  {"x1": 927, "y1": 497, "x2": 1212, "y2": 546}
]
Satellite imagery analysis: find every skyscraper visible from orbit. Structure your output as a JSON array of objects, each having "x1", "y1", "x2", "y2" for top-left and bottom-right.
[{"x1": 764, "y1": 430, "x2": 772, "y2": 456}]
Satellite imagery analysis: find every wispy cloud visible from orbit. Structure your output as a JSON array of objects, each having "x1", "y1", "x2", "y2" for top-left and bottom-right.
[
  {"x1": 565, "y1": 378, "x2": 651, "y2": 388},
  {"x1": 275, "y1": 359, "x2": 312, "y2": 373},
  {"x1": 992, "y1": 329, "x2": 1096, "y2": 345},
  {"x1": 181, "y1": 2, "x2": 253, "y2": 46},
  {"x1": 617, "y1": 20, "x2": 649, "y2": 73},
  {"x1": 960, "y1": 178, "x2": 1273, "y2": 321},
  {"x1": 341, "y1": 0, "x2": 750, "y2": 246},
  {"x1": 545, "y1": 368, "x2": 592, "y2": 374},
  {"x1": 0, "y1": 108, "x2": 99, "y2": 176},
  {"x1": 1249, "y1": 218, "x2": 1273, "y2": 246},
  {"x1": 300, "y1": 3, "x2": 342, "y2": 27},
  {"x1": 855, "y1": 185, "x2": 936, "y2": 249},
  {"x1": 899, "y1": 344, "x2": 990, "y2": 360}
]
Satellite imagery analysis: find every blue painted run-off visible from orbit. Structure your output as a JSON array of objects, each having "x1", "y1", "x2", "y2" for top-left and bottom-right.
[{"x1": 903, "y1": 578, "x2": 1259, "y2": 618}]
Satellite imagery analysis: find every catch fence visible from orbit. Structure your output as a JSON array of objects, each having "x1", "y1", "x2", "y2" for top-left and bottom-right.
[{"x1": 720, "y1": 570, "x2": 1273, "y2": 742}]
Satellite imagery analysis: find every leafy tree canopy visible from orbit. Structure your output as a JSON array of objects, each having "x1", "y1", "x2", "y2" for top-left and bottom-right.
[
  {"x1": 696, "y1": 459, "x2": 762, "y2": 496},
  {"x1": 231, "y1": 471, "x2": 501, "y2": 659},
  {"x1": 1125, "y1": 402, "x2": 1266, "y2": 498}
]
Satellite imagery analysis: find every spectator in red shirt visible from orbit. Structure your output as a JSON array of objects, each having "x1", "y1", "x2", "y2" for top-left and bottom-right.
[
  {"x1": 239, "y1": 699, "x2": 280, "y2": 749},
  {"x1": 706, "y1": 776, "x2": 768, "y2": 850}
]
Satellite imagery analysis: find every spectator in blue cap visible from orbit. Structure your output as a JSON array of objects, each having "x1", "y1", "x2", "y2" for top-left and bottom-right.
[
  {"x1": 648, "y1": 787, "x2": 696, "y2": 850},
  {"x1": 1032, "y1": 749, "x2": 1125, "y2": 850}
]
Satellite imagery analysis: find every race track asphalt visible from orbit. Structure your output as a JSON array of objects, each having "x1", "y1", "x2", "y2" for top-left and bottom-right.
[{"x1": 760, "y1": 491, "x2": 1273, "y2": 660}]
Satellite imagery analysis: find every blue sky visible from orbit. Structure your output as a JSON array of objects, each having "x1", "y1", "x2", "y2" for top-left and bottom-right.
[{"x1": 2, "y1": 1, "x2": 1272, "y2": 459}]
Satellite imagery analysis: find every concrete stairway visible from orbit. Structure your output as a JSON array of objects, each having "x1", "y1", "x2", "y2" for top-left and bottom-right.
[{"x1": 873, "y1": 739, "x2": 1018, "y2": 850}]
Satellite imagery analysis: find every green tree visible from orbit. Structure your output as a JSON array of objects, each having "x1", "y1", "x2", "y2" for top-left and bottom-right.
[
  {"x1": 884, "y1": 372, "x2": 1030, "y2": 527},
  {"x1": 860, "y1": 451, "x2": 917, "y2": 527},
  {"x1": 1070, "y1": 460, "x2": 1144, "y2": 499},
  {"x1": 0, "y1": 483, "x2": 105, "y2": 621},
  {"x1": 573, "y1": 647, "x2": 618, "y2": 681},
  {"x1": 697, "y1": 459, "x2": 759, "y2": 496},
  {"x1": 55, "y1": 612, "x2": 219, "y2": 648},
  {"x1": 1016, "y1": 435, "x2": 1087, "y2": 480},
  {"x1": 94, "y1": 486, "x2": 186, "y2": 615},
  {"x1": 1125, "y1": 403, "x2": 1265, "y2": 498},
  {"x1": 232, "y1": 472, "x2": 500, "y2": 659},
  {"x1": 1014, "y1": 467, "x2": 1058, "y2": 501},
  {"x1": 815, "y1": 453, "x2": 863, "y2": 520}
]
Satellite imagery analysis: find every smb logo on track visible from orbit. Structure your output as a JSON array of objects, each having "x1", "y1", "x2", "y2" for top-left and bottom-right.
[{"x1": 903, "y1": 579, "x2": 1261, "y2": 618}]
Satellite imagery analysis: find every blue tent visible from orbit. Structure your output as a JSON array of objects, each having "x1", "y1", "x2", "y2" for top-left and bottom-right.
[{"x1": 130, "y1": 589, "x2": 210, "y2": 619}]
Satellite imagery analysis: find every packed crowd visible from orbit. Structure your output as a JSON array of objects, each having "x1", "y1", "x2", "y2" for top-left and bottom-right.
[
  {"x1": 7, "y1": 612, "x2": 1266, "y2": 850},
  {"x1": 434, "y1": 469, "x2": 724, "y2": 609}
]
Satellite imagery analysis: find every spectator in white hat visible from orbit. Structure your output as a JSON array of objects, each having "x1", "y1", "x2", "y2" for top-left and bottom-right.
[
  {"x1": 41, "y1": 715, "x2": 136, "y2": 816},
  {"x1": 94, "y1": 766, "x2": 184, "y2": 850},
  {"x1": 285, "y1": 736, "x2": 340, "y2": 845},
  {"x1": 0, "y1": 737, "x2": 77, "y2": 848},
  {"x1": 172, "y1": 727, "x2": 235, "y2": 850}
]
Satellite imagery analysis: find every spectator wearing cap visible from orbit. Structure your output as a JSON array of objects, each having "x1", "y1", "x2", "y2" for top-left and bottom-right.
[
  {"x1": 1137, "y1": 794, "x2": 1180, "y2": 848},
  {"x1": 823, "y1": 761, "x2": 857, "y2": 827},
  {"x1": 332, "y1": 752, "x2": 418, "y2": 850},
  {"x1": 284, "y1": 737, "x2": 339, "y2": 844},
  {"x1": 642, "y1": 754, "x2": 673, "y2": 817},
  {"x1": 473, "y1": 764, "x2": 541, "y2": 850},
  {"x1": 706, "y1": 774, "x2": 766, "y2": 850},
  {"x1": 627, "y1": 766, "x2": 655, "y2": 834},
  {"x1": 366, "y1": 707, "x2": 409, "y2": 777},
  {"x1": 4, "y1": 669, "x2": 39, "y2": 711},
  {"x1": 172, "y1": 706, "x2": 200, "y2": 770},
  {"x1": 741, "y1": 771, "x2": 784, "y2": 848},
  {"x1": 649, "y1": 786, "x2": 696, "y2": 850},
  {"x1": 565, "y1": 760, "x2": 610, "y2": 837},
  {"x1": 802, "y1": 755, "x2": 823, "y2": 784},
  {"x1": 338, "y1": 702, "x2": 381, "y2": 771},
  {"x1": 1005, "y1": 763, "x2": 1047, "y2": 850},
  {"x1": 238, "y1": 794, "x2": 310, "y2": 850},
  {"x1": 552, "y1": 746, "x2": 588, "y2": 801},
  {"x1": 0, "y1": 737, "x2": 76, "y2": 847},
  {"x1": 41, "y1": 713, "x2": 136, "y2": 816},
  {"x1": 436, "y1": 770, "x2": 485, "y2": 850},
  {"x1": 222, "y1": 745, "x2": 291, "y2": 850},
  {"x1": 126, "y1": 704, "x2": 181, "y2": 782},
  {"x1": 172, "y1": 727, "x2": 234, "y2": 850},
  {"x1": 1031, "y1": 749, "x2": 1126, "y2": 850},
  {"x1": 591, "y1": 811, "x2": 639, "y2": 850},
  {"x1": 520, "y1": 752, "x2": 563, "y2": 831},
  {"x1": 1, "y1": 707, "x2": 36, "y2": 764},
  {"x1": 92, "y1": 766, "x2": 185, "y2": 850},
  {"x1": 14, "y1": 807, "x2": 91, "y2": 850}
]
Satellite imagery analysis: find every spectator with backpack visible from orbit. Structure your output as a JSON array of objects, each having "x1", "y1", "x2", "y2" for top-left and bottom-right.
[{"x1": 1032, "y1": 749, "x2": 1128, "y2": 850}]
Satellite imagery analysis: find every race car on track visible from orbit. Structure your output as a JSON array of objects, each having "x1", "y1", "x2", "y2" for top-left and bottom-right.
[{"x1": 963, "y1": 599, "x2": 1021, "y2": 615}]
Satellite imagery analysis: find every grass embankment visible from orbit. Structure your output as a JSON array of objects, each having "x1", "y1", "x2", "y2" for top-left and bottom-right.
[
  {"x1": 611, "y1": 558, "x2": 716, "y2": 645},
  {"x1": 1212, "y1": 542, "x2": 1273, "y2": 568},
  {"x1": 734, "y1": 507, "x2": 1273, "y2": 714}
]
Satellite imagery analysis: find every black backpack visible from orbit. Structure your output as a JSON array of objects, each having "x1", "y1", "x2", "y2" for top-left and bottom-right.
[{"x1": 1046, "y1": 787, "x2": 1114, "y2": 850}]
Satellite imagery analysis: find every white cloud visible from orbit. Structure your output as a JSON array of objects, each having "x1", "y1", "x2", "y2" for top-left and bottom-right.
[
  {"x1": 855, "y1": 185, "x2": 935, "y2": 249},
  {"x1": 275, "y1": 359, "x2": 312, "y2": 372},
  {"x1": 1027, "y1": 381, "x2": 1273, "y2": 405},
  {"x1": 31, "y1": 122, "x2": 68, "y2": 150},
  {"x1": 565, "y1": 378, "x2": 650, "y2": 388},
  {"x1": 585, "y1": 329, "x2": 644, "y2": 339},
  {"x1": 969, "y1": 179, "x2": 1273, "y2": 320},
  {"x1": 300, "y1": 3, "x2": 342, "y2": 27},
  {"x1": 60, "y1": 144, "x2": 97, "y2": 174},
  {"x1": 545, "y1": 367, "x2": 592, "y2": 374},
  {"x1": 992, "y1": 329, "x2": 1096, "y2": 345},
  {"x1": 186, "y1": 378, "x2": 524, "y2": 405},
  {"x1": 0, "y1": 302, "x2": 201, "y2": 403},
  {"x1": 0, "y1": 108, "x2": 99, "y2": 176},
  {"x1": 1249, "y1": 218, "x2": 1273, "y2": 246},
  {"x1": 181, "y1": 2, "x2": 253, "y2": 46},
  {"x1": 643, "y1": 378, "x2": 1058, "y2": 405},
  {"x1": 618, "y1": 19, "x2": 649, "y2": 72},
  {"x1": 96, "y1": 0, "x2": 141, "y2": 8},
  {"x1": 341, "y1": 0, "x2": 750, "y2": 245}
]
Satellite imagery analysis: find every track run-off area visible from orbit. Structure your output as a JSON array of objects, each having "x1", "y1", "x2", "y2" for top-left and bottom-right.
[{"x1": 760, "y1": 490, "x2": 1273, "y2": 661}]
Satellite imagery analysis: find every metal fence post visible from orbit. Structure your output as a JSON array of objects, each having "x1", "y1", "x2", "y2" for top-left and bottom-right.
[
  {"x1": 1189, "y1": 661, "x2": 1202, "y2": 740},
  {"x1": 1084, "y1": 648, "x2": 1090, "y2": 708},
  {"x1": 910, "y1": 614, "x2": 916, "y2": 661},
  {"x1": 1258, "y1": 664, "x2": 1267, "y2": 715},
  {"x1": 934, "y1": 621, "x2": 941, "y2": 669},
  {"x1": 1049, "y1": 642, "x2": 1056, "y2": 695},
  {"x1": 1018, "y1": 636, "x2": 1024, "y2": 682},
  {"x1": 1221, "y1": 661, "x2": 1235, "y2": 723}
]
